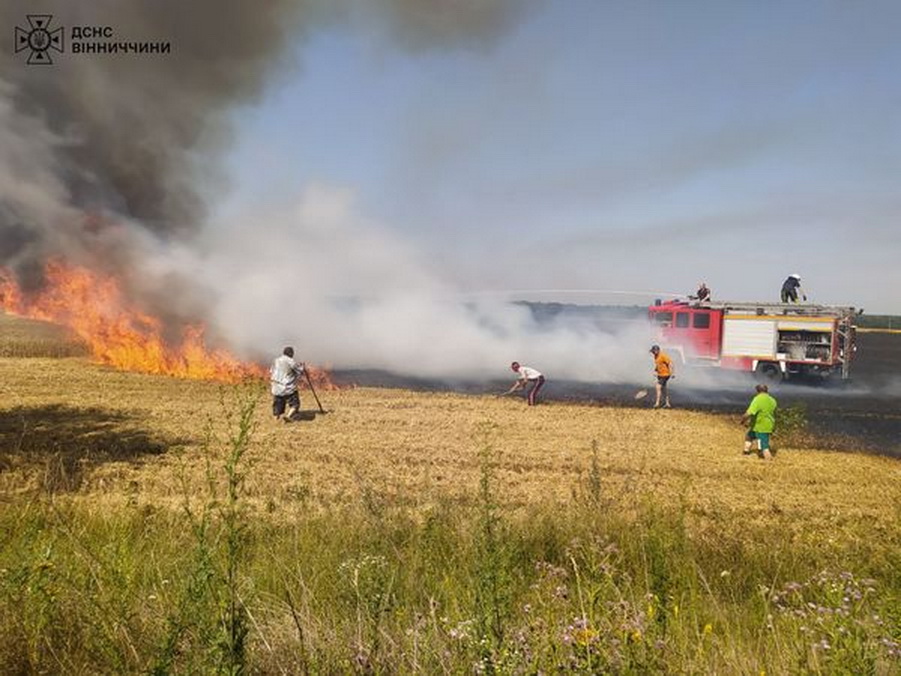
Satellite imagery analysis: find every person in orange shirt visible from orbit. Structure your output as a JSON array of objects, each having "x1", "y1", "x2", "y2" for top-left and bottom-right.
[{"x1": 649, "y1": 344, "x2": 674, "y2": 408}]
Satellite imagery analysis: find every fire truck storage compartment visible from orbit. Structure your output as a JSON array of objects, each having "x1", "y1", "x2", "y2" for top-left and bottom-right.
[
  {"x1": 775, "y1": 320, "x2": 833, "y2": 361},
  {"x1": 721, "y1": 319, "x2": 777, "y2": 358}
]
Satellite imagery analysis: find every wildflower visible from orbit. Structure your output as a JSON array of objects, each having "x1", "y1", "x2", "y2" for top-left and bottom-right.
[
  {"x1": 703, "y1": 623, "x2": 713, "y2": 636},
  {"x1": 573, "y1": 627, "x2": 599, "y2": 646},
  {"x1": 631, "y1": 629, "x2": 642, "y2": 643}
]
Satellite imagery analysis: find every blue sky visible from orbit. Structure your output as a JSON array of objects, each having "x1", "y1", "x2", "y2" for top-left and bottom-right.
[{"x1": 218, "y1": 1, "x2": 901, "y2": 313}]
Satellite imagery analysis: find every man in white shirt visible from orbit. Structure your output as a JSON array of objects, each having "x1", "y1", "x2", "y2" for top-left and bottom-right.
[
  {"x1": 270, "y1": 346, "x2": 304, "y2": 421},
  {"x1": 505, "y1": 361, "x2": 546, "y2": 406}
]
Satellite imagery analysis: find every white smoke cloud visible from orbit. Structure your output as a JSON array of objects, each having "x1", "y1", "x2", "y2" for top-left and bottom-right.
[{"x1": 193, "y1": 182, "x2": 654, "y2": 382}]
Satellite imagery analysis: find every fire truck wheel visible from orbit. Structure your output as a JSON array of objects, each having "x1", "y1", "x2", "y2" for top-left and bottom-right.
[{"x1": 755, "y1": 362, "x2": 783, "y2": 382}]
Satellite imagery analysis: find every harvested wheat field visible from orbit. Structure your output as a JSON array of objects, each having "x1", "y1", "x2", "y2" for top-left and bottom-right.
[{"x1": 2, "y1": 354, "x2": 899, "y2": 531}]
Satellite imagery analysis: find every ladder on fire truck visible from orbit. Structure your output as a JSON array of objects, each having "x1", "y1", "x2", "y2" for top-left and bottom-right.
[{"x1": 683, "y1": 300, "x2": 858, "y2": 319}]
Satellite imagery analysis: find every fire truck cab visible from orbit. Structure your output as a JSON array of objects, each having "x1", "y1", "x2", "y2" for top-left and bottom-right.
[{"x1": 648, "y1": 299, "x2": 857, "y2": 381}]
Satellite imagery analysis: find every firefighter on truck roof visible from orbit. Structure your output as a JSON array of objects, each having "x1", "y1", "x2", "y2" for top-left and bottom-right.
[
  {"x1": 691, "y1": 282, "x2": 711, "y2": 303},
  {"x1": 780, "y1": 274, "x2": 806, "y2": 303}
]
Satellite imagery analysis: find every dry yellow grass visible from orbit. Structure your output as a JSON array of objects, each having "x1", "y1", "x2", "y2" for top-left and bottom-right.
[
  {"x1": 1, "y1": 354, "x2": 899, "y2": 545},
  {"x1": 0, "y1": 313, "x2": 87, "y2": 358}
]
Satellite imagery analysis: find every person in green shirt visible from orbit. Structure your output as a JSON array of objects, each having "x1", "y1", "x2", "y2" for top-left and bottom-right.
[{"x1": 742, "y1": 384, "x2": 777, "y2": 460}]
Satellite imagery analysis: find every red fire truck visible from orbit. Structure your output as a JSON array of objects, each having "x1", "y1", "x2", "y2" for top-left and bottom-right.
[{"x1": 648, "y1": 299, "x2": 858, "y2": 381}]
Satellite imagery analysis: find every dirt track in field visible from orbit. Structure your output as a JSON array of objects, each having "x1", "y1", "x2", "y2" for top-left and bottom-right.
[{"x1": 335, "y1": 332, "x2": 901, "y2": 458}]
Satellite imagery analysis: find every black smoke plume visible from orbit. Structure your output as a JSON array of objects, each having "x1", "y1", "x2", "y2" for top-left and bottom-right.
[{"x1": 0, "y1": 0, "x2": 526, "y2": 295}]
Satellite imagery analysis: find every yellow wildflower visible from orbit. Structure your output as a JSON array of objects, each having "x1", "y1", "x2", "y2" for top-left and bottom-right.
[{"x1": 574, "y1": 628, "x2": 598, "y2": 646}]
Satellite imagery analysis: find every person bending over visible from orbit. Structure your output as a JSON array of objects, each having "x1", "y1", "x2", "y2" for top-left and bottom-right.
[
  {"x1": 780, "y1": 274, "x2": 806, "y2": 303},
  {"x1": 506, "y1": 361, "x2": 545, "y2": 406}
]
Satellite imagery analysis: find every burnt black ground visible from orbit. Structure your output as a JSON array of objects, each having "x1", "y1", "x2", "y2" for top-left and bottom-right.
[{"x1": 333, "y1": 332, "x2": 901, "y2": 458}]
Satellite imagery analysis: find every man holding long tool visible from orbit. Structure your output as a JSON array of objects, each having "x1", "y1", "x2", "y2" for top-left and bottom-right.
[{"x1": 270, "y1": 346, "x2": 304, "y2": 422}]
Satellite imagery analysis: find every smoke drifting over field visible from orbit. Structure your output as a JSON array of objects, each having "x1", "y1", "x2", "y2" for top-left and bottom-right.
[
  {"x1": 0, "y1": 0, "x2": 658, "y2": 382},
  {"x1": 201, "y1": 184, "x2": 653, "y2": 382}
]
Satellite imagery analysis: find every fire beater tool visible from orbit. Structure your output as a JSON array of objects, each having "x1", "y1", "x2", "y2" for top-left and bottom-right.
[{"x1": 303, "y1": 369, "x2": 329, "y2": 414}]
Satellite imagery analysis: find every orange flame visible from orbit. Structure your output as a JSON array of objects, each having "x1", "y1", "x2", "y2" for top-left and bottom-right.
[{"x1": 0, "y1": 259, "x2": 336, "y2": 388}]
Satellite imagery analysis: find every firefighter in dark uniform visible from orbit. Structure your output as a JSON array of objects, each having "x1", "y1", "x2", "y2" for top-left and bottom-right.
[{"x1": 780, "y1": 274, "x2": 806, "y2": 303}]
